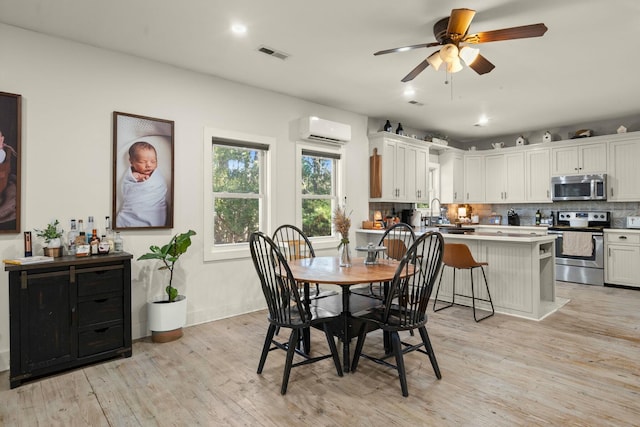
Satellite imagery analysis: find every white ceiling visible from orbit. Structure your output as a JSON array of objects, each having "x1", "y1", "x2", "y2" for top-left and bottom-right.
[{"x1": 2, "y1": 0, "x2": 640, "y2": 143}]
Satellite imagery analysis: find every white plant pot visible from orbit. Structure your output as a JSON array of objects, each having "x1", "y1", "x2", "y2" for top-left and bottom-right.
[
  {"x1": 47, "y1": 238, "x2": 61, "y2": 248},
  {"x1": 147, "y1": 294, "x2": 187, "y2": 340}
]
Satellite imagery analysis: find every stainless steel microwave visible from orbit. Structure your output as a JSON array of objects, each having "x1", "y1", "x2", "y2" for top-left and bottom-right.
[{"x1": 551, "y1": 174, "x2": 607, "y2": 201}]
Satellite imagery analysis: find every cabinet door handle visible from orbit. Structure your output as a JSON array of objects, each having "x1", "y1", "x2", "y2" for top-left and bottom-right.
[
  {"x1": 611, "y1": 188, "x2": 614, "y2": 196},
  {"x1": 454, "y1": 192, "x2": 457, "y2": 199},
  {"x1": 619, "y1": 235, "x2": 628, "y2": 240},
  {"x1": 608, "y1": 247, "x2": 611, "y2": 256},
  {"x1": 547, "y1": 190, "x2": 550, "y2": 198}
]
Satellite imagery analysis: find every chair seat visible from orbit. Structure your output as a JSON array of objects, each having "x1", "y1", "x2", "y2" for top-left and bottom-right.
[{"x1": 353, "y1": 305, "x2": 426, "y2": 331}]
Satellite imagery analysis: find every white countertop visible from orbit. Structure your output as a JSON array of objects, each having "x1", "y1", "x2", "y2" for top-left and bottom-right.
[{"x1": 357, "y1": 227, "x2": 555, "y2": 243}]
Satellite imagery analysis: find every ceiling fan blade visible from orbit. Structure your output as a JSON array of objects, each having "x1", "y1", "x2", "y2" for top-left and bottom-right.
[
  {"x1": 374, "y1": 42, "x2": 440, "y2": 56},
  {"x1": 464, "y1": 23, "x2": 548, "y2": 44},
  {"x1": 468, "y1": 54, "x2": 495, "y2": 75},
  {"x1": 447, "y1": 8, "x2": 476, "y2": 37},
  {"x1": 401, "y1": 59, "x2": 430, "y2": 82}
]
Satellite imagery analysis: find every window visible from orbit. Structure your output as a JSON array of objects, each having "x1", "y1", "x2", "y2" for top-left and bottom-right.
[
  {"x1": 297, "y1": 144, "x2": 344, "y2": 244},
  {"x1": 203, "y1": 128, "x2": 273, "y2": 261}
]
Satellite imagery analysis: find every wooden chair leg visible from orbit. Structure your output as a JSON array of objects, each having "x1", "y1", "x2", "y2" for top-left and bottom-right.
[
  {"x1": 418, "y1": 326, "x2": 441, "y2": 379},
  {"x1": 323, "y1": 324, "x2": 343, "y2": 377},
  {"x1": 281, "y1": 329, "x2": 299, "y2": 395},
  {"x1": 391, "y1": 331, "x2": 409, "y2": 397},
  {"x1": 257, "y1": 324, "x2": 277, "y2": 374}
]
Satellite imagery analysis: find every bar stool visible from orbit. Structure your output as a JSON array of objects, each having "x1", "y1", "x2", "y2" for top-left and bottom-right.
[{"x1": 433, "y1": 243, "x2": 494, "y2": 322}]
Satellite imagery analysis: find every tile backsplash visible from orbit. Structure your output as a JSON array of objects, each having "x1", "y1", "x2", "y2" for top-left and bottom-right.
[{"x1": 366, "y1": 201, "x2": 640, "y2": 229}]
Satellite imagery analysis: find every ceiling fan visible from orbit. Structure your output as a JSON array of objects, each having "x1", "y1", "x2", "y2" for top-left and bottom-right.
[{"x1": 375, "y1": 8, "x2": 548, "y2": 82}]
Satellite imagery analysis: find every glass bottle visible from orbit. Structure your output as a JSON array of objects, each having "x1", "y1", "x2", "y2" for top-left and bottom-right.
[
  {"x1": 98, "y1": 234, "x2": 110, "y2": 254},
  {"x1": 90, "y1": 229, "x2": 100, "y2": 255},
  {"x1": 76, "y1": 219, "x2": 86, "y2": 247},
  {"x1": 104, "y1": 216, "x2": 115, "y2": 252},
  {"x1": 383, "y1": 120, "x2": 392, "y2": 132},
  {"x1": 535, "y1": 210, "x2": 541, "y2": 226},
  {"x1": 67, "y1": 219, "x2": 78, "y2": 255},
  {"x1": 114, "y1": 232, "x2": 123, "y2": 253},
  {"x1": 86, "y1": 216, "x2": 95, "y2": 244},
  {"x1": 396, "y1": 122, "x2": 404, "y2": 136}
]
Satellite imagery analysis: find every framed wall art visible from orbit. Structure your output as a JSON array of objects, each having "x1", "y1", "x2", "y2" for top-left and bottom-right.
[
  {"x1": 112, "y1": 111, "x2": 174, "y2": 230},
  {"x1": 0, "y1": 91, "x2": 21, "y2": 233}
]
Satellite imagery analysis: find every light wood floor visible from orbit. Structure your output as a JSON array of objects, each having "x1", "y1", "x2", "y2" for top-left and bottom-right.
[{"x1": 1, "y1": 282, "x2": 639, "y2": 426}]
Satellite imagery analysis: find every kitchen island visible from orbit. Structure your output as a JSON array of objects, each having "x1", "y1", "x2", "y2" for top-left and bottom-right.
[{"x1": 356, "y1": 227, "x2": 563, "y2": 320}]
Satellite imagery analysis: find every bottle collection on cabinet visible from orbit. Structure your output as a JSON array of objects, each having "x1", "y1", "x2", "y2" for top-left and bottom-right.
[{"x1": 67, "y1": 215, "x2": 123, "y2": 257}]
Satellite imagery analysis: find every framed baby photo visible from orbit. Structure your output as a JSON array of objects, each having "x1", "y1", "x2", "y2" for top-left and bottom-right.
[
  {"x1": 112, "y1": 111, "x2": 174, "y2": 230},
  {"x1": 0, "y1": 91, "x2": 22, "y2": 234}
]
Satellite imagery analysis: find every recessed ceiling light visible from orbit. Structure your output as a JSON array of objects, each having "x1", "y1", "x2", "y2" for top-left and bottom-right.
[
  {"x1": 404, "y1": 87, "x2": 415, "y2": 97},
  {"x1": 231, "y1": 23, "x2": 247, "y2": 35}
]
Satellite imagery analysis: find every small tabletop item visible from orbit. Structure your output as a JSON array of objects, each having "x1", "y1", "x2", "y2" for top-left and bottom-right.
[{"x1": 355, "y1": 243, "x2": 387, "y2": 265}]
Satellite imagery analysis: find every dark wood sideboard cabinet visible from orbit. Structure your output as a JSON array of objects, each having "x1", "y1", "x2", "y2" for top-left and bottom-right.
[{"x1": 5, "y1": 252, "x2": 133, "y2": 388}]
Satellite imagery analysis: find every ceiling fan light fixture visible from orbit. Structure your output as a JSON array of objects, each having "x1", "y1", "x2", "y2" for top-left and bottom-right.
[
  {"x1": 459, "y1": 46, "x2": 480, "y2": 65},
  {"x1": 439, "y1": 43, "x2": 459, "y2": 63},
  {"x1": 446, "y1": 57, "x2": 463, "y2": 73},
  {"x1": 426, "y1": 51, "x2": 443, "y2": 70}
]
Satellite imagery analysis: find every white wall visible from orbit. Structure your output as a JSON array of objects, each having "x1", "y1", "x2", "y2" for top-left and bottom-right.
[{"x1": 0, "y1": 24, "x2": 370, "y2": 371}]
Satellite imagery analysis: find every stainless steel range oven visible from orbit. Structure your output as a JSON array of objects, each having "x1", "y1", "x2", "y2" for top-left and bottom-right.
[{"x1": 547, "y1": 211, "x2": 610, "y2": 286}]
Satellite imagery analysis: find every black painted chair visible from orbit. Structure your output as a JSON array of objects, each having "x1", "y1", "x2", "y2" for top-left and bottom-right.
[
  {"x1": 272, "y1": 224, "x2": 336, "y2": 300},
  {"x1": 352, "y1": 222, "x2": 416, "y2": 300},
  {"x1": 249, "y1": 231, "x2": 343, "y2": 395},
  {"x1": 350, "y1": 231, "x2": 445, "y2": 397},
  {"x1": 432, "y1": 243, "x2": 495, "y2": 322}
]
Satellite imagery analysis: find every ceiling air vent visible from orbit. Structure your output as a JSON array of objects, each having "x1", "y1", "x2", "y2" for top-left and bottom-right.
[{"x1": 257, "y1": 45, "x2": 289, "y2": 60}]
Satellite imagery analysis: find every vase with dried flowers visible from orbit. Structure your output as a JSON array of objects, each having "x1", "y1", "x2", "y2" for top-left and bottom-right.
[{"x1": 333, "y1": 205, "x2": 352, "y2": 267}]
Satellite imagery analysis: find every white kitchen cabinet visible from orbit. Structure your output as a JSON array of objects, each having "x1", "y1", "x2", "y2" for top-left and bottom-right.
[
  {"x1": 551, "y1": 142, "x2": 607, "y2": 175},
  {"x1": 414, "y1": 146, "x2": 429, "y2": 201},
  {"x1": 608, "y1": 137, "x2": 640, "y2": 201},
  {"x1": 368, "y1": 133, "x2": 429, "y2": 202},
  {"x1": 464, "y1": 154, "x2": 484, "y2": 203},
  {"x1": 525, "y1": 147, "x2": 552, "y2": 202},
  {"x1": 439, "y1": 150, "x2": 464, "y2": 204},
  {"x1": 484, "y1": 152, "x2": 525, "y2": 203},
  {"x1": 605, "y1": 231, "x2": 640, "y2": 288}
]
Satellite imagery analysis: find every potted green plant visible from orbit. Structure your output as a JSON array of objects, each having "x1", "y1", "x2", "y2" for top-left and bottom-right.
[
  {"x1": 34, "y1": 220, "x2": 64, "y2": 257},
  {"x1": 137, "y1": 229, "x2": 196, "y2": 343}
]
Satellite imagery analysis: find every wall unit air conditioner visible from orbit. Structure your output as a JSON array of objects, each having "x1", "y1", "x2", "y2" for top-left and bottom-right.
[{"x1": 299, "y1": 116, "x2": 351, "y2": 144}]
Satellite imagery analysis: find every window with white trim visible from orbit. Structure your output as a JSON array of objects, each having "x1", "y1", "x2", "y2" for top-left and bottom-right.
[
  {"x1": 203, "y1": 128, "x2": 273, "y2": 261},
  {"x1": 297, "y1": 145, "x2": 343, "y2": 240}
]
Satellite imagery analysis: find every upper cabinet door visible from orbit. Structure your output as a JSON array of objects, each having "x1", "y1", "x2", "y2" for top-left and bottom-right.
[
  {"x1": 504, "y1": 152, "x2": 526, "y2": 202},
  {"x1": 484, "y1": 154, "x2": 505, "y2": 203},
  {"x1": 551, "y1": 142, "x2": 606, "y2": 175},
  {"x1": 609, "y1": 138, "x2": 640, "y2": 201},
  {"x1": 439, "y1": 151, "x2": 463, "y2": 204},
  {"x1": 414, "y1": 147, "x2": 429, "y2": 201},
  {"x1": 464, "y1": 155, "x2": 485, "y2": 202},
  {"x1": 525, "y1": 148, "x2": 551, "y2": 202}
]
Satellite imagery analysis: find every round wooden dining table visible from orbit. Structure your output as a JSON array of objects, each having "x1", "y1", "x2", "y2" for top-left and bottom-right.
[{"x1": 287, "y1": 256, "x2": 413, "y2": 372}]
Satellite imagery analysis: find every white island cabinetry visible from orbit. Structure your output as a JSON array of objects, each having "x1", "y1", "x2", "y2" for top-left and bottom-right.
[{"x1": 356, "y1": 228, "x2": 560, "y2": 320}]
